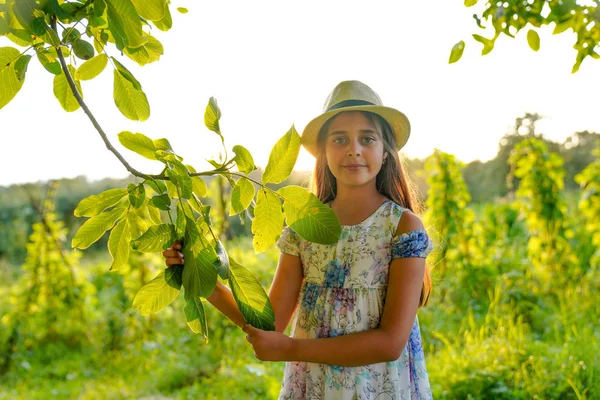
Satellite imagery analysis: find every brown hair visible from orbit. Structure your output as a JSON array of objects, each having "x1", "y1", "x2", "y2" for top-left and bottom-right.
[{"x1": 309, "y1": 111, "x2": 432, "y2": 307}]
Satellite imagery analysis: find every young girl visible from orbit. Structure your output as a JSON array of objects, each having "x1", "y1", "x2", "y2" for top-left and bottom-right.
[{"x1": 164, "y1": 80, "x2": 434, "y2": 399}]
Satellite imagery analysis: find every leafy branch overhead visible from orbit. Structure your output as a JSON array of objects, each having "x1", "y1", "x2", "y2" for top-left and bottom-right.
[
  {"x1": 450, "y1": 0, "x2": 599, "y2": 73},
  {"x1": 0, "y1": 0, "x2": 342, "y2": 339}
]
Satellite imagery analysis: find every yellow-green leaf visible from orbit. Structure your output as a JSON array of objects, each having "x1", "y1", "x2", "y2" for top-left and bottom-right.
[
  {"x1": 118, "y1": 131, "x2": 157, "y2": 160},
  {"x1": 108, "y1": 218, "x2": 131, "y2": 271},
  {"x1": 277, "y1": 185, "x2": 341, "y2": 244},
  {"x1": 53, "y1": 65, "x2": 82, "y2": 112},
  {"x1": 131, "y1": 0, "x2": 166, "y2": 21},
  {"x1": 252, "y1": 189, "x2": 283, "y2": 253},
  {"x1": 105, "y1": 0, "x2": 145, "y2": 50},
  {"x1": 123, "y1": 35, "x2": 163, "y2": 66},
  {"x1": 75, "y1": 54, "x2": 108, "y2": 80},
  {"x1": 527, "y1": 29, "x2": 540, "y2": 52},
  {"x1": 228, "y1": 257, "x2": 275, "y2": 331},
  {"x1": 113, "y1": 69, "x2": 150, "y2": 121},
  {"x1": 449, "y1": 40, "x2": 465, "y2": 64},
  {"x1": 72, "y1": 207, "x2": 126, "y2": 249},
  {"x1": 74, "y1": 188, "x2": 128, "y2": 217},
  {"x1": 152, "y1": 1, "x2": 172, "y2": 31},
  {"x1": 0, "y1": 47, "x2": 25, "y2": 109},
  {"x1": 204, "y1": 97, "x2": 222, "y2": 139},
  {"x1": 36, "y1": 48, "x2": 61, "y2": 75},
  {"x1": 184, "y1": 292, "x2": 208, "y2": 340},
  {"x1": 230, "y1": 178, "x2": 255, "y2": 216},
  {"x1": 232, "y1": 145, "x2": 256, "y2": 174},
  {"x1": 464, "y1": 0, "x2": 478, "y2": 6},
  {"x1": 262, "y1": 125, "x2": 301, "y2": 184},
  {"x1": 182, "y1": 216, "x2": 218, "y2": 298},
  {"x1": 177, "y1": 7, "x2": 188, "y2": 14},
  {"x1": 131, "y1": 223, "x2": 174, "y2": 252},
  {"x1": 132, "y1": 266, "x2": 183, "y2": 315}
]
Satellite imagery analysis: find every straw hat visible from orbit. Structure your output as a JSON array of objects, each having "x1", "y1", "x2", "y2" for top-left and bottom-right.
[{"x1": 301, "y1": 80, "x2": 411, "y2": 158}]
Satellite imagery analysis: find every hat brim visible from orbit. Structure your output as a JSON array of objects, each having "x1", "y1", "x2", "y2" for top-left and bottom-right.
[{"x1": 300, "y1": 105, "x2": 411, "y2": 158}]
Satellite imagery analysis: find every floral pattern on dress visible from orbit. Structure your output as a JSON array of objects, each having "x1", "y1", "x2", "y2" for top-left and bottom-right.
[{"x1": 276, "y1": 199, "x2": 434, "y2": 400}]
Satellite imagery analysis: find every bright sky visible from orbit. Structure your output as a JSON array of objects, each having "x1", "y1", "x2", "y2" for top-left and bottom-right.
[{"x1": 1, "y1": 1, "x2": 599, "y2": 186}]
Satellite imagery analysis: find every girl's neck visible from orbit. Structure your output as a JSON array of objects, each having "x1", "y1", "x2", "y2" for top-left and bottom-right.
[{"x1": 330, "y1": 186, "x2": 388, "y2": 226}]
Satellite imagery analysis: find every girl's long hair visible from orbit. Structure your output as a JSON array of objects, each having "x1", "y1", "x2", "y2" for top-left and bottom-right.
[{"x1": 309, "y1": 111, "x2": 432, "y2": 307}]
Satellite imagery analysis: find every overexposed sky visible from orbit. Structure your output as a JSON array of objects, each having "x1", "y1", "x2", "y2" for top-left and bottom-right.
[{"x1": 1, "y1": 1, "x2": 599, "y2": 186}]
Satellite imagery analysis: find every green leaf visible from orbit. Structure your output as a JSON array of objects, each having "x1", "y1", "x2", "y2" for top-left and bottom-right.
[
  {"x1": 72, "y1": 206, "x2": 126, "y2": 249},
  {"x1": 108, "y1": 218, "x2": 131, "y2": 271},
  {"x1": 105, "y1": 0, "x2": 145, "y2": 50},
  {"x1": 204, "y1": 97, "x2": 222, "y2": 139},
  {"x1": 128, "y1": 183, "x2": 146, "y2": 208},
  {"x1": 13, "y1": 55, "x2": 32, "y2": 81},
  {"x1": 152, "y1": 1, "x2": 172, "y2": 31},
  {"x1": 144, "y1": 178, "x2": 167, "y2": 194},
  {"x1": 175, "y1": 202, "x2": 186, "y2": 239},
  {"x1": 127, "y1": 208, "x2": 148, "y2": 238},
  {"x1": 118, "y1": 131, "x2": 157, "y2": 160},
  {"x1": 132, "y1": 265, "x2": 183, "y2": 315},
  {"x1": 449, "y1": 41, "x2": 465, "y2": 64},
  {"x1": 147, "y1": 202, "x2": 162, "y2": 225},
  {"x1": 124, "y1": 34, "x2": 163, "y2": 66},
  {"x1": 165, "y1": 160, "x2": 193, "y2": 199},
  {"x1": 182, "y1": 216, "x2": 218, "y2": 298},
  {"x1": 74, "y1": 188, "x2": 128, "y2": 217},
  {"x1": 464, "y1": 0, "x2": 478, "y2": 6},
  {"x1": 213, "y1": 240, "x2": 230, "y2": 279},
  {"x1": 75, "y1": 54, "x2": 108, "y2": 80},
  {"x1": 277, "y1": 186, "x2": 341, "y2": 244},
  {"x1": 186, "y1": 165, "x2": 207, "y2": 198},
  {"x1": 53, "y1": 65, "x2": 82, "y2": 112},
  {"x1": 184, "y1": 292, "x2": 208, "y2": 340},
  {"x1": 527, "y1": 29, "x2": 540, "y2": 52},
  {"x1": 230, "y1": 178, "x2": 255, "y2": 216},
  {"x1": 177, "y1": 7, "x2": 188, "y2": 14},
  {"x1": 0, "y1": 47, "x2": 25, "y2": 109},
  {"x1": 131, "y1": 0, "x2": 166, "y2": 20},
  {"x1": 472, "y1": 34, "x2": 494, "y2": 55},
  {"x1": 252, "y1": 189, "x2": 283, "y2": 253},
  {"x1": 228, "y1": 257, "x2": 275, "y2": 331},
  {"x1": 36, "y1": 47, "x2": 61, "y2": 75},
  {"x1": 262, "y1": 125, "x2": 301, "y2": 184},
  {"x1": 131, "y1": 223, "x2": 174, "y2": 252},
  {"x1": 154, "y1": 138, "x2": 174, "y2": 152},
  {"x1": 232, "y1": 145, "x2": 256, "y2": 174},
  {"x1": 113, "y1": 69, "x2": 150, "y2": 121},
  {"x1": 149, "y1": 194, "x2": 171, "y2": 210}
]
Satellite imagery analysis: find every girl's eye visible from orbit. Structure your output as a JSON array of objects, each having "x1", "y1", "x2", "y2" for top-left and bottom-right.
[
  {"x1": 332, "y1": 137, "x2": 346, "y2": 144},
  {"x1": 363, "y1": 136, "x2": 376, "y2": 144}
]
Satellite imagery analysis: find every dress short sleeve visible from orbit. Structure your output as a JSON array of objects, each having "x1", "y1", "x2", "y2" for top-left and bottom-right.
[
  {"x1": 391, "y1": 229, "x2": 433, "y2": 259},
  {"x1": 276, "y1": 226, "x2": 301, "y2": 257}
]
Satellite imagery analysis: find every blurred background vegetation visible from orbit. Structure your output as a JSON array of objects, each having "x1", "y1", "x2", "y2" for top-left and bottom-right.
[{"x1": 0, "y1": 113, "x2": 599, "y2": 399}]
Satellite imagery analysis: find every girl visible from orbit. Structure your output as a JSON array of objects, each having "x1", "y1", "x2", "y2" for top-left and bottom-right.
[{"x1": 163, "y1": 80, "x2": 434, "y2": 399}]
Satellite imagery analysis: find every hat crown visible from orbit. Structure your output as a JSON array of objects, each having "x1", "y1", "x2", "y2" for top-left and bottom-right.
[{"x1": 322, "y1": 80, "x2": 383, "y2": 113}]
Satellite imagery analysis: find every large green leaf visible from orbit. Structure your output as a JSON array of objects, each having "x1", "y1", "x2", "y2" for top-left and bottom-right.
[
  {"x1": 131, "y1": 223, "x2": 174, "y2": 252},
  {"x1": 228, "y1": 257, "x2": 275, "y2": 331},
  {"x1": 184, "y1": 292, "x2": 208, "y2": 341},
  {"x1": 230, "y1": 178, "x2": 255, "y2": 216},
  {"x1": 0, "y1": 47, "x2": 25, "y2": 109},
  {"x1": 75, "y1": 53, "x2": 108, "y2": 80},
  {"x1": 130, "y1": 0, "x2": 166, "y2": 20},
  {"x1": 165, "y1": 160, "x2": 192, "y2": 200},
  {"x1": 74, "y1": 188, "x2": 127, "y2": 217},
  {"x1": 105, "y1": 0, "x2": 145, "y2": 50},
  {"x1": 146, "y1": 202, "x2": 162, "y2": 225},
  {"x1": 262, "y1": 125, "x2": 301, "y2": 184},
  {"x1": 152, "y1": 1, "x2": 172, "y2": 31},
  {"x1": 132, "y1": 265, "x2": 183, "y2": 315},
  {"x1": 182, "y1": 216, "x2": 218, "y2": 298},
  {"x1": 113, "y1": 69, "x2": 150, "y2": 121},
  {"x1": 149, "y1": 193, "x2": 171, "y2": 211},
  {"x1": 232, "y1": 145, "x2": 256, "y2": 175},
  {"x1": 72, "y1": 206, "x2": 126, "y2": 249},
  {"x1": 251, "y1": 189, "x2": 283, "y2": 253},
  {"x1": 53, "y1": 65, "x2": 82, "y2": 112},
  {"x1": 36, "y1": 47, "x2": 61, "y2": 75},
  {"x1": 277, "y1": 185, "x2": 341, "y2": 244},
  {"x1": 128, "y1": 183, "x2": 146, "y2": 208},
  {"x1": 117, "y1": 131, "x2": 157, "y2": 160},
  {"x1": 108, "y1": 218, "x2": 131, "y2": 271},
  {"x1": 124, "y1": 34, "x2": 163, "y2": 66}
]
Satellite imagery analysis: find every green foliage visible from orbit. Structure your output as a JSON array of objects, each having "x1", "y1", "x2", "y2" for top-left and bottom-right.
[
  {"x1": 458, "y1": 0, "x2": 599, "y2": 72},
  {"x1": 262, "y1": 125, "x2": 301, "y2": 184},
  {"x1": 132, "y1": 265, "x2": 183, "y2": 315},
  {"x1": 575, "y1": 148, "x2": 600, "y2": 269}
]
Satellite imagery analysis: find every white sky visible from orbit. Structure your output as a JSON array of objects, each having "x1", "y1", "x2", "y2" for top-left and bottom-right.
[{"x1": 1, "y1": 1, "x2": 599, "y2": 186}]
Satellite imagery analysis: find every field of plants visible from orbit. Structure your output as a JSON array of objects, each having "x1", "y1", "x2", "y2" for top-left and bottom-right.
[{"x1": 0, "y1": 137, "x2": 599, "y2": 399}]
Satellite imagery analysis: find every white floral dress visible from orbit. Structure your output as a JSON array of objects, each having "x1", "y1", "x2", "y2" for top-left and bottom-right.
[{"x1": 276, "y1": 199, "x2": 434, "y2": 400}]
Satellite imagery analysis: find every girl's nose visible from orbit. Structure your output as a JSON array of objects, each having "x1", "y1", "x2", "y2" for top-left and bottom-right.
[{"x1": 348, "y1": 141, "x2": 361, "y2": 157}]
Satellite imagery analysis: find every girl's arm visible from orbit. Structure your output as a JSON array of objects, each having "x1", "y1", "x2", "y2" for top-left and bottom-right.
[{"x1": 243, "y1": 212, "x2": 425, "y2": 366}]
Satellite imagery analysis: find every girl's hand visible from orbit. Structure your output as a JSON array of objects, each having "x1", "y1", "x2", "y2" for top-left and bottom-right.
[
  {"x1": 162, "y1": 242, "x2": 184, "y2": 267},
  {"x1": 242, "y1": 324, "x2": 295, "y2": 362}
]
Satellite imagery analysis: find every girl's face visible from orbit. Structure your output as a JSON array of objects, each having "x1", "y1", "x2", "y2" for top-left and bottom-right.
[{"x1": 324, "y1": 111, "x2": 388, "y2": 190}]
